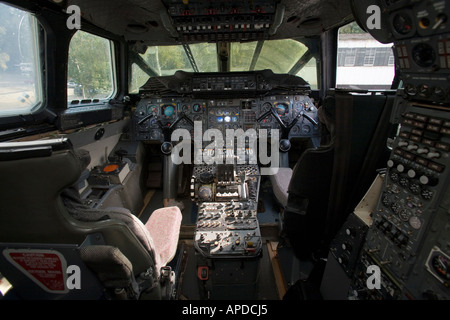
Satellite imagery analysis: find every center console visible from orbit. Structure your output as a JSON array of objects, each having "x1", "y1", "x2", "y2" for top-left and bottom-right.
[
  {"x1": 132, "y1": 70, "x2": 318, "y2": 299},
  {"x1": 191, "y1": 161, "x2": 262, "y2": 299}
]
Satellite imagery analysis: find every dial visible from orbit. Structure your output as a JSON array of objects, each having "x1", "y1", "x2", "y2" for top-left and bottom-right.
[
  {"x1": 409, "y1": 216, "x2": 421, "y2": 229},
  {"x1": 148, "y1": 105, "x2": 158, "y2": 115},
  {"x1": 182, "y1": 104, "x2": 190, "y2": 113},
  {"x1": 261, "y1": 102, "x2": 272, "y2": 113},
  {"x1": 293, "y1": 102, "x2": 304, "y2": 117},
  {"x1": 193, "y1": 103, "x2": 202, "y2": 112},
  {"x1": 302, "y1": 125, "x2": 311, "y2": 134},
  {"x1": 392, "y1": 12, "x2": 414, "y2": 36},
  {"x1": 412, "y1": 43, "x2": 436, "y2": 68},
  {"x1": 198, "y1": 185, "x2": 213, "y2": 201},
  {"x1": 274, "y1": 102, "x2": 289, "y2": 116},
  {"x1": 291, "y1": 125, "x2": 300, "y2": 134},
  {"x1": 161, "y1": 104, "x2": 176, "y2": 119}
]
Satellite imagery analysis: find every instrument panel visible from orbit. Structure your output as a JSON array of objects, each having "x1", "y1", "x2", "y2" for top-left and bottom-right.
[
  {"x1": 352, "y1": 0, "x2": 450, "y2": 105},
  {"x1": 133, "y1": 95, "x2": 320, "y2": 142}
]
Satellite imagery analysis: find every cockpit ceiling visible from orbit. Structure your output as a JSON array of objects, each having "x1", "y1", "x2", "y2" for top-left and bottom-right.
[{"x1": 66, "y1": 0, "x2": 353, "y2": 45}]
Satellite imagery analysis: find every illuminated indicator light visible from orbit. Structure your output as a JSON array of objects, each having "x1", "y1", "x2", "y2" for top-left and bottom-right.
[
  {"x1": 103, "y1": 164, "x2": 119, "y2": 173},
  {"x1": 224, "y1": 116, "x2": 231, "y2": 122},
  {"x1": 217, "y1": 116, "x2": 223, "y2": 122}
]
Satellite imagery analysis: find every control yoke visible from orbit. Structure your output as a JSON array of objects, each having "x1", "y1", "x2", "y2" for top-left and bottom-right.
[{"x1": 257, "y1": 106, "x2": 318, "y2": 139}]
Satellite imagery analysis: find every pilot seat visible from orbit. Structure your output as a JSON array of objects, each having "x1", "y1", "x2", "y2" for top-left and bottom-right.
[
  {"x1": 0, "y1": 138, "x2": 181, "y2": 300},
  {"x1": 269, "y1": 103, "x2": 335, "y2": 261}
]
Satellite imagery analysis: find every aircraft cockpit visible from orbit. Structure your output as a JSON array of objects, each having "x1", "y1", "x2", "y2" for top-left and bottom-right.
[{"x1": 0, "y1": 0, "x2": 449, "y2": 307}]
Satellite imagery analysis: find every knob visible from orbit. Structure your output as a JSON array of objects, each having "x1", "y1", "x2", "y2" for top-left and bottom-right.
[
  {"x1": 341, "y1": 243, "x2": 352, "y2": 252},
  {"x1": 345, "y1": 227, "x2": 356, "y2": 236},
  {"x1": 397, "y1": 164, "x2": 405, "y2": 172},
  {"x1": 338, "y1": 256, "x2": 349, "y2": 265},
  {"x1": 419, "y1": 175, "x2": 438, "y2": 186},
  {"x1": 161, "y1": 141, "x2": 173, "y2": 154},
  {"x1": 433, "y1": 87, "x2": 446, "y2": 100},
  {"x1": 418, "y1": 84, "x2": 431, "y2": 97},
  {"x1": 407, "y1": 144, "x2": 418, "y2": 151},
  {"x1": 405, "y1": 84, "x2": 417, "y2": 96},
  {"x1": 387, "y1": 159, "x2": 395, "y2": 168},
  {"x1": 279, "y1": 139, "x2": 291, "y2": 152},
  {"x1": 407, "y1": 169, "x2": 416, "y2": 178}
]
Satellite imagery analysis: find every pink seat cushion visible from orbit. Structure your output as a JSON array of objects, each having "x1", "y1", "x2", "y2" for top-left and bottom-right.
[
  {"x1": 145, "y1": 206, "x2": 182, "y2": 267},
  {"x1": 269, "y1": 167, "x2": 293, "y2": 207}
]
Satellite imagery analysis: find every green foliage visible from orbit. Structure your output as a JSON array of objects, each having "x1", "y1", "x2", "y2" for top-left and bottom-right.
[
  {"x1": 255, "y1": 39, "x2": 307, "y2": 73},
  {"x1": 190, "y1": 43, "x2": 217, "y2": 72},
  {"x1": 339, "y1": 21, "x2": 365, "y2": 34},
  {"x1": 230, "y1": 42, "x2": 257, "y2": 71},
  {"x1": 68, "y1": 31, "x2": 114, "y2": 99}
]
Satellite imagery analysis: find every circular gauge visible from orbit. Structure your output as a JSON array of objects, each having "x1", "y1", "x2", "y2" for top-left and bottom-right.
[
  {"x1": 198, "y1": 186, "x2": 212, "y2": 201},
  {"x1": 232, "y1": 116, "x2": 238, "y2": 122},
  {"x1": 148, "y1": 105, "x2": 158, "y2": 115},
  {"x1": 193, "y1": 103, "x2": 201, "y2": 112},
  {"x1": 302, "y1": 125, "x2": 311, "y2": 134},
  {"x1": 412, "y1": 43, "x2": 436, "y2": 68},
  {"x1": 150, "y1": 118, "x2": 158, "y2": 127},
  {"x1": 216, "y1": 109, "x2": 223, "y2": 116},
  {"x1": 409, "y1": 216, "x2": 422, "y2": 230},
  {"x1": 275, "y1": 103, "x2": 289, "y2": 116},
  {"x1": 224, "y1": 116, "x2": 231, "y2": 123},
  {"x1": 291, "y1": 125, "x2": 300, "y2": 134},
  {"x1": 162, "y1": 104, "x2": 176, "y2": 119},
  {"x1": 182, "y1": 104, "x2": 190, "y2": 112},
  {"x1": 262, "y1": 102, "x2": 272, "y2": 112},
  {"x1": 392, "y1": 12, "x2": 414, "y2": 36},
  {"x1": 217, "y1": 116, "x2": 223, "y2": 123}
]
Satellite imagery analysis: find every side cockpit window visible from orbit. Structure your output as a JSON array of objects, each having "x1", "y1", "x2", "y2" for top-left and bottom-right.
[
  {"x1": 67, "y1": 30, "x2": 116, "y2": 104},
  {"x1": 337, "y1": 21, "x2": 395, "y2": 90},
  {"x1": 0, "y1": 2, "x2": 43, "y2": 117}
]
